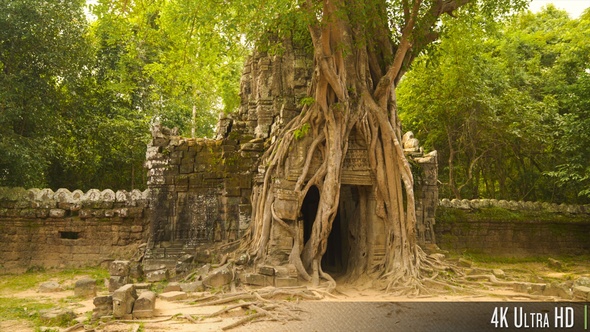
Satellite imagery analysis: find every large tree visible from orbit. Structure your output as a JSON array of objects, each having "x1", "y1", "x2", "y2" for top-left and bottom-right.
[
  {"x1": 399, "y1": 5, "x2": 590, "y2": 203},
  {"x1": 240, "y1": 0, "x2": 527, "y2": 292},
  {"x1": 0, "y1": 0, "x2": 91, "y2": 188}
]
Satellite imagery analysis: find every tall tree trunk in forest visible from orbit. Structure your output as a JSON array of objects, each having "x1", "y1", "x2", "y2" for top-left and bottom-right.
[{"x1": 241, "y1": 0, "x2": 473, "y2": 292}]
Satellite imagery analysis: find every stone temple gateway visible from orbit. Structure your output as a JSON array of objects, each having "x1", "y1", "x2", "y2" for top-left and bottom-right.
[{"x1": 143, "y1": 44, "x2": 438, "y2": 278}]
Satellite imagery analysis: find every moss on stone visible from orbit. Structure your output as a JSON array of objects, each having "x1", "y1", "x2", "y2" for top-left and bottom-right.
[{"x1": 436, "y1": 206, "x2": 589, "y2": 223}]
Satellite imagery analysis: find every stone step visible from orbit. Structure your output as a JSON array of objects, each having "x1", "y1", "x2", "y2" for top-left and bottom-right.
[
  {"x1": 145, "y1": 248, "x2": 195, "y2": 258},
  {"x1": 143, "y1": 259, "x2": 177, "y2": 271}
]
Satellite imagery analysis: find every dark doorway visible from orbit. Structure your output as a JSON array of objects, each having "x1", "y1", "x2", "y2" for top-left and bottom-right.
[
  {"x1": 300, "y1": 185, "x2": 360, "y2": 276},
  {"x1": 301, "y1": 186, "x2": 320, "y2": 245},
  {"x1": 322, "y1": 208, "x2": 344, "y2": 273},
  {"x1": 321, "y1": 185, "x2": 360, "y2": 275}
]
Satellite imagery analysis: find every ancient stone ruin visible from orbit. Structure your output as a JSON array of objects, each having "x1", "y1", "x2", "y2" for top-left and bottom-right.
[
  {"x1": 0, "y1": 187, "x2": 149, "y2": 272},
  {"x1": 2, "y1": 47, "x2": 590, "y2": 283},
  {"x1": 143, "y1": 45, "x2": 439, "y2": 281}
]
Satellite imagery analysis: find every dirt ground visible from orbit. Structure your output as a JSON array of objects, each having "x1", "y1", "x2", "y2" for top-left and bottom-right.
[{"x1": 1, "y1": 257, "x2": 589, "y2": 332}]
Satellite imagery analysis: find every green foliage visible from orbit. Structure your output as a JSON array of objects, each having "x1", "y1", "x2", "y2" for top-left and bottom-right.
[
  {"x1": 399, "y1": 5, "x2": 590, "y2": 203},
  {"x1": 0, "y1": 0, "x2": 91, "y2": 188},
  {"x1": 298, "y1": 97, "x2": 316, "y2": 107},
  {"x1": 0, "y1": 0, "x2": 248, "y2": 190},
  {"x1": 294, "y1": 123, "x2": 310, "y2": 140},
  {"x1": 0, "y1": 0, "x2": 586, "y2": 197},
  {"x1": 0, "y1": 297, "x2": 53, "y2": 324},
  {"x1": 0, "y1": 267, "x2": 107, "y2": 328},
  {"x1": 0, "y1": 267, "x2": 108, "y2": 294},
  {"x1": 543, "y1": 9, "x2": 590, "y2": 199}
]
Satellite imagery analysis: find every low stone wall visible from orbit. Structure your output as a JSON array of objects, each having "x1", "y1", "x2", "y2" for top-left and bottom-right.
[
  {"x1": 0, "y1": 187, "x2": 149, "y2": 272},
  {"x1": 439, "y1": 198, "x2": 590, "y2": 214},
  {"x1": 435, "y1": 199, "x2": 590, "y2": 256}
]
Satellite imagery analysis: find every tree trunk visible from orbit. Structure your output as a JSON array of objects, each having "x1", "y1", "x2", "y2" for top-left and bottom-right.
[{"x1": 240, "y1": 0, "x2": 471, "y2": 292}]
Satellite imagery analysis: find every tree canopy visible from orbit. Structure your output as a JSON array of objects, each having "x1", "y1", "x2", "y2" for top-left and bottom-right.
[
  {"x1": 1, "y1": 0, "x2": 588, "y2": 204},
  {"x1": 398, "y1": 5, "x2": 590, "y2": 203},
  {"x1": 0, "y1": 0, "x2": 90, "y2": 188},
  {"x1": 0, "y1": 0, "x2": 247, "y2": 190}
]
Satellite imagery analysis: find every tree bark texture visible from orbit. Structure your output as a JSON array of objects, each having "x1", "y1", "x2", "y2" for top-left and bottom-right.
[{"x1": 241, "y1": 0, "x2": 471, "y2": 292}]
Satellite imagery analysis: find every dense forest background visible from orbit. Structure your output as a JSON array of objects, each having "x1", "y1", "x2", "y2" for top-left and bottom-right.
[
  {"x1": 0, "y1": 0, "x2": 245, "y2": 190},
  {"x1": 398, "y1": 5, "x2": 590, "y2": 203},
  {"x1": 0, "y1": 0, "x2": 588, "y2": 204}
]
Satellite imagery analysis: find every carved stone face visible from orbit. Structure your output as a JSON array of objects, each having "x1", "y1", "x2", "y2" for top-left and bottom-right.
[
  {"x1": 402, "y1": 131, "x2": 420, "y2": 151},
  {"x1": 402, "y1": 131, "x2": 415, "y2": 143}
]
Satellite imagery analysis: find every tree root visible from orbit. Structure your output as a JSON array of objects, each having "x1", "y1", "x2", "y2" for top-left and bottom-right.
[
  {"x1": 63, "y1": 323, "x2": 84, "y2": 332},
  {"x1": 111, "y1": 314, "x2": 181, "y2": 324},
  {"x1": 222, "y1": 312, "x2": 267, "y2": 331},
  {"x1": 200, "y1": 300, "x2": 301, "y2": 331},
  {"x1": 187, "y1": 286, "x2": 322, "y2": 330}
]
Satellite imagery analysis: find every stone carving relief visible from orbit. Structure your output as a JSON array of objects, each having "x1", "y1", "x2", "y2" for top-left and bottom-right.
[{"x1": 402, "y1": 131, "x2": 423, "y2": 155}]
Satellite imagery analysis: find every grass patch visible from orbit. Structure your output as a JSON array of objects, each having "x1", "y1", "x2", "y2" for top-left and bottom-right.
[
  {"x1": 450, "y1": 251, "x2": 550, "y2": 264},
  {"x1": 0, "y1": 267, "x2": 106, "y2": 328},
  {"x1": 149, "y1": 280, "x2": 169, "y2": 294},
  {"x1": 447, "y1": 252, "x2": 590, "y2": 280},
  {"x1": 449, "y1": 251, "x2": 590, "y2": 265},
  {"x1": 0, "y1": 296, "x2": 53, "y2": 322},
  {"x1": 0, "y1": 266, "x2": 109, "y2": 294}
]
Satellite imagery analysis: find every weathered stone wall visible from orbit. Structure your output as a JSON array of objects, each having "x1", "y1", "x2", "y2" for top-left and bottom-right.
[
  {"x1": 143, "y1": 43, "x2": 440, "y2": 272},
  {"x1": 0, "y1": 187, "x2": 149, "y2": 272},
  {"x1": 435, "y1": 199, "x2": 590, "y2": 256},
  {"x1": 145, "y1": 126, "x2": 258, "y2": 248},
  {"x1": 143, "y1": 45, "x2": 314, "y2": 265}
]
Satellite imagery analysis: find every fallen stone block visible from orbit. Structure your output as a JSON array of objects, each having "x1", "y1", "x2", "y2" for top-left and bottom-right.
[
  {"x1": 133, "y1": 291, "x2": 156, "y2": 319},
  {"x1": 38, "y1": 281, "x2": 63, "y2": 293},
  {"x1": 492, "y1": 269, "x2": 505, "y2": 278},
  {"x1": 543, "y1": 282, "x2": 573, "y2": 299},
  {"x1": 573, "y1": 285, "x2": 590, "y2": 301},
  {"x1": 108, "y1": 275, "x2": 129, "y2": 293},
  {"x1": 39, "y1": 308, "x2": 75, "y2": 325},
  {"x1": 274, "y1": 265, "x2": 290, "y2": 278},
  {"x1": 74, "y1": 278, "x2": 97, "y2": 298},
  {"x1": 512, "y1": 282, "x2": 546, "y2": 294},
  {"x1": 258, "y1": 265, "x2": 275, "y2": 276},
  {"x1": 109, "y1": 260, "x2": 131, "y2": 277},
  {"x1": 92, "y1": 295, "x2": 113, "y2": 320},
  {"x1": 574, "y1": 277, "x2": 590, "y2": 288},
  {"x1": 158, "y1": 291, "x2": 187, "y2": 301},
  {"x1": 195, "y1": 263, "x2": 211, "y2": 277},
  {"x1": 129, "y1": 262, "x2": 144, "y2": 280},
  {"x1": 180, "y1": 281, "x2": 205, "y2": 293},
  {"x1": 143, "y1": 262, "x2": 168, "y2": 273},
  {"x1": 134, "y1": 282, "x2": 152, "y2": 290},
  {"x1": 163, "y1": 282, "x2": 181, "y2": 293},
  {"x1": 203, "y1": 265, "x2": 233, "y2": 288},
  {"x1": 175, "y1": 254, "x2": 195, "y2": 274},
  {"x1": 112, "y1": 284, "x2": 137, "y2": 318},
  {"x1": 146, "y1": 269, "x2": 169, "y2": 282},
  {"x1": 243, "y1": 273, "x2": 273, "y2": 287}
]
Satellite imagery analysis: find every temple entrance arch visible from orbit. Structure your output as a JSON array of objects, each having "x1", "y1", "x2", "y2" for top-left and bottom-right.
[{"x1": 299, "y1": 185, "x2": 368, "y2": 276}]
